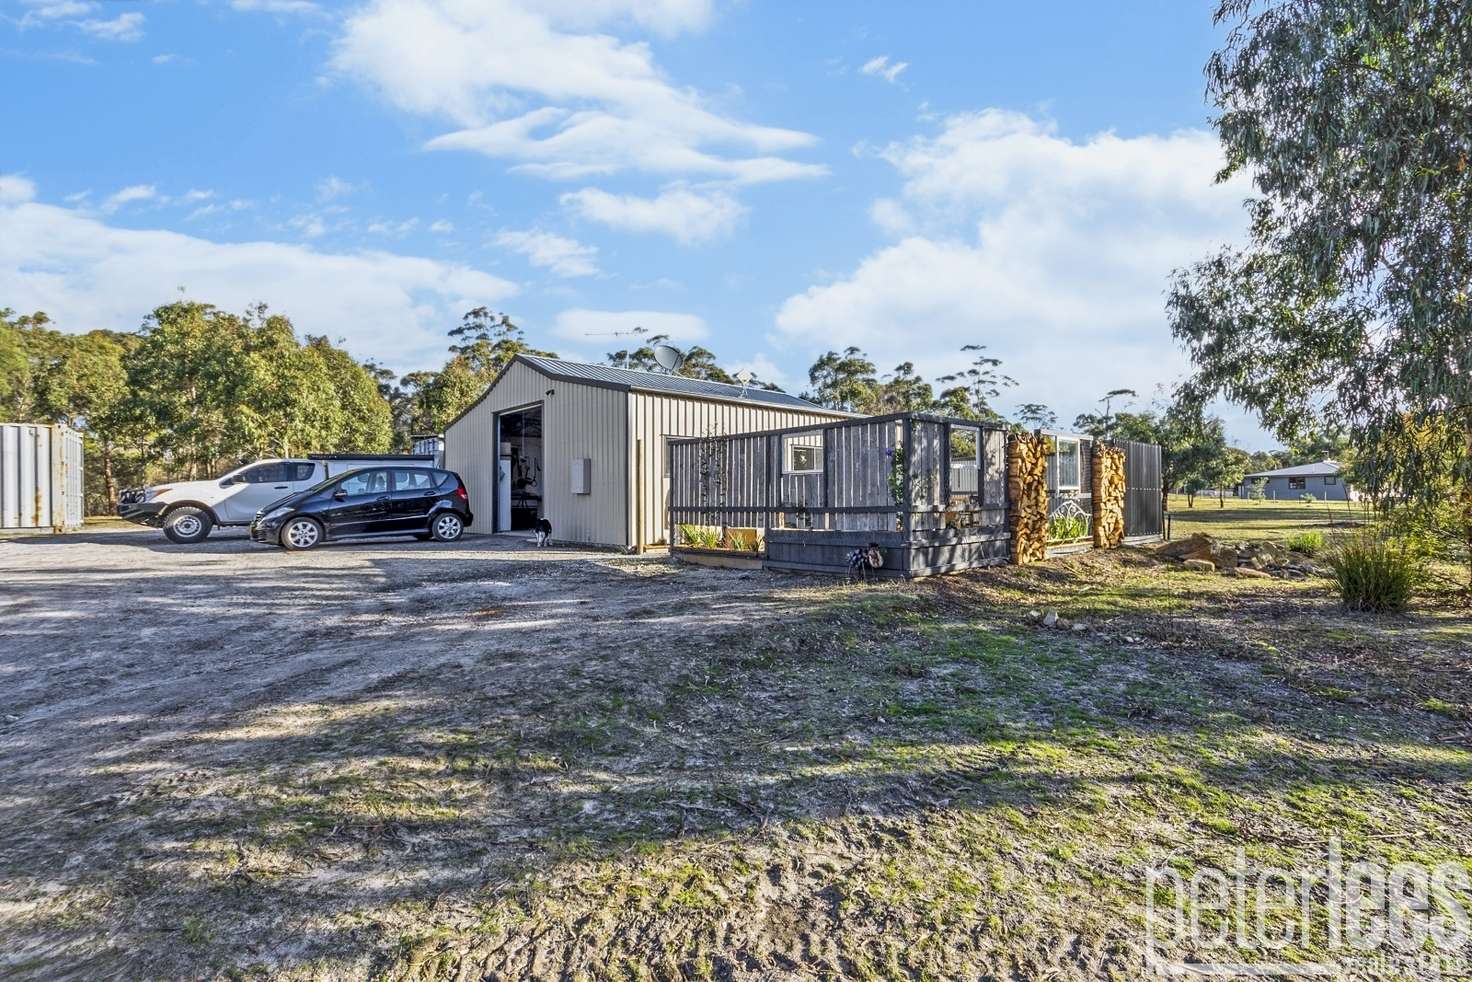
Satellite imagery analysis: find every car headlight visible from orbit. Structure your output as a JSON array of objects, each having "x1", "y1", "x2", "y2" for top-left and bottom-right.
[{"x1": 262, "y1": 506, "x2": 293, "y2": 522}]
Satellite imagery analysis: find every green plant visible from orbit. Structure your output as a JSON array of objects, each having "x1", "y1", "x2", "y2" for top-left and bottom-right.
[
  {"x1": 1284, "y1": 530, "x2": 1325, "y2": 556},
  {"x1": 1048, "y1": 514, "x2": 1088, "y2": 542},
  {"x1": 1299, "y1": 492, "x2": 1317, "y2": 505},
  {"x1": 1248, "y1": 478, "x2": 1267, "y2": 501},
  {"x1": 724, "y1": 528, "x2": 762, "y2": 553},
  {"x1": 1326, "y1": 532, "x2": 1423, "y2": 613},
  {"x1": 677, "y1": 524, "x2": 722, "y2": 549}
]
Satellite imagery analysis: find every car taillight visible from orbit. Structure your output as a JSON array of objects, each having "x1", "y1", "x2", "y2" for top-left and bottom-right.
[{"x1": 454, "y1": 486, "x2": 467, "y2": 501}]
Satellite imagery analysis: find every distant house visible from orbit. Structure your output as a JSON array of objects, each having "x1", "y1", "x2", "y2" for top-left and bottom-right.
[{"x1": 1238, "y1": 460, "x2": 1354, "y2": 501}]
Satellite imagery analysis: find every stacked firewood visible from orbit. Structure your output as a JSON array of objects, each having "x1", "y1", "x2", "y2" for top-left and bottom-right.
[
  {"x1": 1007, "y1": 433, "x2": 1050, "y2": 564},
  {"x1": 1092, "y1": 444, "x2": 1127, "y2": 548}
]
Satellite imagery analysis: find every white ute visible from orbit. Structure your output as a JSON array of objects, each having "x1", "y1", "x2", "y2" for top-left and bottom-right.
[{"x1": 117, "y1": 454, "x2": 437, "y2": 544}]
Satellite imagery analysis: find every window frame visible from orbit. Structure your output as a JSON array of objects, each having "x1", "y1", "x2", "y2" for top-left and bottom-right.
[
  {"x1": 1288, "y1": 477, "x2": 1307, "y2": 490},
  {"x1": 1053, "y1": 437, "x2": 1081, "y2": 492},
  {"x1": 391, "y1": 468, "x2": 437, "y2": 492},
  {"x1": 338, "y1": 469, "x2": 389, "y2": 496},
  {"x1": 1322, "y1": 475, "x2": 1337, "y2": 485},
  {"x1": 783, "y1": 433, "x2": 824, "y2": 476}
]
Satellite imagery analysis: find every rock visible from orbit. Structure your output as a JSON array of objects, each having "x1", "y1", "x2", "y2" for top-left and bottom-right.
[
  {"x1": 1042, "y1": 609, "x2": 1058, "y2": 627},
  {"x1": 1027, "y1": 609, "x2": 1041, "y2": 620},
  {"x1": 1236, "y1": 567, "x2": 1272, "y2": 579},
  {"x1": 1182, "y1": 559, "x2": 1216, "y2": 573},
  {"x1": 1159, "y1": 533, "x2": 1216, "y2": 563},
  {"x1": 1071, "y1": 622, "x2": 1087, "y2": 632}
]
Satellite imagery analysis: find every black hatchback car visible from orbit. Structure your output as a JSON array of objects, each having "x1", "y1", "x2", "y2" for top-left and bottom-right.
[{"x1": 250, "y1": 466, "x2": 473, "y2": 550}]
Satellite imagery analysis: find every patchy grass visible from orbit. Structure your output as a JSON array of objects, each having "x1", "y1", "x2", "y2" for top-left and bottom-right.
[
  {"x1": 2, "y1": 535, "x2": 1470, "y2": 979},
  {"x1": 1167, "y1": 494, "x2": 1366, "y2": 543}
]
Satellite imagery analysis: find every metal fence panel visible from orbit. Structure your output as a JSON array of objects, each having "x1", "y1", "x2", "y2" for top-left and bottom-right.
[{"x1": 1121, "y1": 439, "x2": 1163, "y2": 539}]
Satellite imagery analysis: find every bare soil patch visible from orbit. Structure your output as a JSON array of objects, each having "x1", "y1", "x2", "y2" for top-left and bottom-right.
[{"x1": 1, "y1": 529, "x2": 1469, "y2": 979}]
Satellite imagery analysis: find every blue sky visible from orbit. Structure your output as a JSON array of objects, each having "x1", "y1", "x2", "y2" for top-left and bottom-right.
[{"x1": 0, "y1": 0, "x2": 1271, "y2": 446}]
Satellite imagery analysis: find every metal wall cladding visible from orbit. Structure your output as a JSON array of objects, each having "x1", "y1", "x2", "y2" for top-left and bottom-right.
[
  {"x1": 445, "y1": 360, "x2": 849, "y2": 548},
  {"x1": 445, "y1": 360, "x2": 629, "y2": 547},
  {"x1": 629, "y1": 392, "x2": 848, "y2": 547},
  {"x1": 1, "y1": 423, "x2": 84, "y2": 531}
]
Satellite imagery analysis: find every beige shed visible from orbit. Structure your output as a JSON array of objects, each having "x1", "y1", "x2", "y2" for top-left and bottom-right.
[{"x1": 443, "y1": 355, "x2": 851, "y2": 549}]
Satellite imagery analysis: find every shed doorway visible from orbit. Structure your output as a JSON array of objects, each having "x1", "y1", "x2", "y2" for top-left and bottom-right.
[{"x1": 497, "y1": 405, "x2": 544, "y2": 532}]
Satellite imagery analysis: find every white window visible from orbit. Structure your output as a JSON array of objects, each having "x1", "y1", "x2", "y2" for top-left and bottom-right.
[
  {"x1": 1054, "y1": 438, "x2": 1081, "y2": 490},
  {"x1": 783, "y1": 433, "x2": 824, "y2": 474}
]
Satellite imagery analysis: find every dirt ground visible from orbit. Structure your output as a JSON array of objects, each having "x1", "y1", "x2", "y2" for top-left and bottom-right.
[{"x1": 2, "y1": 525, "x2": 1470, "y2": 980}]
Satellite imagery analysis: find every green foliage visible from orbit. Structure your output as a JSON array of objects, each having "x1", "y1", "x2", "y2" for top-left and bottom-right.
[
  {"x1": 1014, "y1": 403, "x2": 1056, "y2": 430},
  {"x1": 1284, "y1": 530, "x2": 1325, "y2": 556},
  {"x1": 1326, "y1": 532, "x2": 1423, "y2": 613},
  {"x1": 887, "y1": 443, "x2": 906, "y2": 505},
  {"x1": 804, "y1": 346, "x2": 879, "y2": 412},
  {"x1": 1299, "y1": 493, "x2": 1317, "y2": 505},
  {"x1": 1247, "y1": 478, "x2": 1267, "y2": 500},
  {"x1": 937, "y1": 344, "x2": 1015, "y2": 423},
  {"x1": 1048, "y1": 514, "x2": 1088, "y2": 542},
  {"x1": 677, "y1": 524, "x2": 722, "y2": 549},
  {"x1": 1168, "y1": 0, "x2": 1472, "y2": 527}
]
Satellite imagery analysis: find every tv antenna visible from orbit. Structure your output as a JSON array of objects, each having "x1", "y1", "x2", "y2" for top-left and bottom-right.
[
  {"x1": 734, "y1": 368, "x2": 754, "y2": 397},
  {"x1": 583, "y1": 325, "x2": 648, "y2": 339},
  {"x1": 652, "y1": 343, "x2": 686, "y2": 374}
]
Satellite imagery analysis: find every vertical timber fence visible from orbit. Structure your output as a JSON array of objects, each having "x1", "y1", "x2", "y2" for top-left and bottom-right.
[
  {"x1": 668, "y1": 414, "x2": 1163, "y2": 578},
  {"x1": 669, "y1": 412, "x2": 1009, "y2": 577}
]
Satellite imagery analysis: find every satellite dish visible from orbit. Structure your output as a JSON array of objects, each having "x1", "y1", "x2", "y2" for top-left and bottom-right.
[
  {"x1": 734, "y1": 369, "x2": 754, "y2": 397},
  {"x1": 652, "y1": 343, "x2": 686, "y2": 374}
]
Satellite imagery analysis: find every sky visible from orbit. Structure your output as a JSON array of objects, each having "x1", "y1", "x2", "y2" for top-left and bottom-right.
[{"x1": 0, "y1": 0, "x2": 1274, "y2": 447}]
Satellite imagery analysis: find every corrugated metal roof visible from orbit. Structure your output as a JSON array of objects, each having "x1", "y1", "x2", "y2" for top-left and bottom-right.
[
  {"x1": 1243, "y1": 460, "x2": 1342, "y2": 479},
  {"x1": 520, "y1": 355, "x2": 847, "y2": 414}
]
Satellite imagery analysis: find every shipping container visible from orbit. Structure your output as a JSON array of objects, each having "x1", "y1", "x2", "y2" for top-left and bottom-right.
[{"x1": 1, "y1": 423, "x2": 84, "y2": 531}]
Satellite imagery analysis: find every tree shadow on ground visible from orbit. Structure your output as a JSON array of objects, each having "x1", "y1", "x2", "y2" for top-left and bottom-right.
[{"x1": 2, "y1": 540, "x2": 1469, "y2": 979}]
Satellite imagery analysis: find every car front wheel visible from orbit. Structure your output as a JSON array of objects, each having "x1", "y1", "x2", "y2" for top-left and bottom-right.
[
  {"x1": 163, "y1": 506, "x2": 213, "y2": 544},
  {"x1": 430, "y1": 513, "x2": 464, "y2": 542},
  {"x1": 281, "y1": 517, "x2": 324, "y2": 551}
]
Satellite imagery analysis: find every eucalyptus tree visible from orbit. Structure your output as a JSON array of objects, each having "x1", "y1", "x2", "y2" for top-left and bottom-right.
[
  {"x1": 805, "y1": 347, "x2": 879, "y2": 413},
  {"x1": 937, "y1": 344, "x2": 1015, "y2": 423},
  {"x1": 1168, "y1": 0, "x2": 1471, "y2": 554}
]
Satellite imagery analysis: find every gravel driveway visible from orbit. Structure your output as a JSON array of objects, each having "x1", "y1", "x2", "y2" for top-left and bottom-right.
[{"x1": 0, "y1": 525, "x2": 797, "y2": 978}]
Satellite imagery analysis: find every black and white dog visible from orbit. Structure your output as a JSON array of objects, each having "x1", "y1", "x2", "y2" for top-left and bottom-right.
[{"x1": 533, "y1": 518, "x2": 553, "y2": 547}]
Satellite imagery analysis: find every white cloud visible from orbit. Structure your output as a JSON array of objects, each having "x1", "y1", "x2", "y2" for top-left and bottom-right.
[
  {"x1": 315, "y1": 175, "x2": 358, "y2": 200},
  {"x1": 331, "y1": 0, "x2": 824, "y2": 183},
  {"x1": 101, "y1": 184, "x2": 157, "y2": 213},
  {"x1": 77, "y1": 11, "x2": 144, "y2": 41},
  {"x1": 181, "y1": 189, "x2": 213, "y2": 202},
  {"x1": 775, "y1": 109, "x2": 1250, "y2": 432},
  {"x1": 561, "y1": 185, "x2": 745, "y2": 244},
  {"x1": 287, "y1": 213, "x2": 328, "y2": 238},
  {"x1": 551, "y1": 308, "x2": 707, "y2": 344},
  {"x1": 0, "y1": 177, "x2": 517, "y2": 370},
  {"x1": 151, "y1": 52, "x2": 180, "y2": 64},
  {"x1": 0, "y1": 175, "x2": 38, "y2": 205},
  {"x1": 230, "y1": 0, "x2": 323, "y2": 14},
  {"x1": 429, "y1": 219, "x2": 454, "y2": 234},
  {"x1": 20, "y1": 0, "x2": 94, "y2": 21},
  {"x1": 860, "y1": 55, "x2": 907, "y2": 84},
  {"x1": 493, "y1": 228, "x2": 599, "y2": 278},
  {"x1": 367, "y1": 217, "x2": 419, "y2": 237}
]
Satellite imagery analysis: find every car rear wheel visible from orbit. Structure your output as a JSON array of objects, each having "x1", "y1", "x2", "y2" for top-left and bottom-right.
[
  {"x1": 430, "y1": 513, "x2": 464, "y2": 542},
  {"x1": 281, "y1": 517, "x2": 323, "y2": 551},
  {"x1": 163, "y1": 506, "x2": 213, "y2": 544}
]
